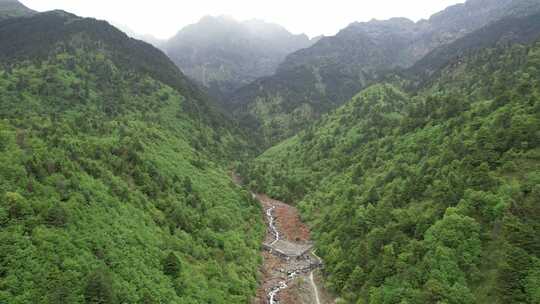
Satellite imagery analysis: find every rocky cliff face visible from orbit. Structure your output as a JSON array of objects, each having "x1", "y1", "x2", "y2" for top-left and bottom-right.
[
  {"x1": 410, "y1": 11, "x2": 540, "y2": 79},
  {"x1": 163, "y1": 16, "x2": 317, "y2": 102},
  {"x1": 405, "y1": 0, "x2": 540, "y2": 63}
]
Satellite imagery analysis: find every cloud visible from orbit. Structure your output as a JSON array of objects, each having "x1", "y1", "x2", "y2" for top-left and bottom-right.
[{"x1": 20, "y1": 0, "x2": 465, "y2": 39}]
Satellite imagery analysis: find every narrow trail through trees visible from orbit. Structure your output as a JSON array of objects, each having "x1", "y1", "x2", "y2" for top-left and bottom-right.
[{"x1": 310, "y1": 271, "x2": 321, "y2": 304}]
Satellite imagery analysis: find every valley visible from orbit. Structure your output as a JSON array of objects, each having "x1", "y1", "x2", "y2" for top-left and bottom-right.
[{"x1": 0, "y1": 0, "x2": 539, "y2": 303}]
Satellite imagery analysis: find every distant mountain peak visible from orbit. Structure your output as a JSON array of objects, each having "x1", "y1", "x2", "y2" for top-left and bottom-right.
[
  {"x1": 204, "y1": 14, "x2": 234, "y2": 20},
  {"x1": 164, "y1": 15, "x2": 317, "y2": 102},
  {"x1": 228, "y1": 0, "x2": 540, "y2": 145},
  {"x1": 0, "y1": 0, "x2": 26, "y2": 3},
  {"x1": 362, "y1": 17, "x2": 416, "y2": 25},
  {"x1": 198, "y1": 14, "x2": 236, "y2": 24},
  {"x1": 45, "y1": 9, "x2": 78, "y2": 18},
  {"x1": 0, "y1": 0, "x2": 34, "y2": 20}
]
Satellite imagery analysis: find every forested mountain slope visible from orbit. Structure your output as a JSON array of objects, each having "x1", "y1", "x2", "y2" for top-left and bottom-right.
[
  {"x1": 0, "y1": 11, "x2": 264, "y2": 303},
  {"x1": 164, "y1": 16, "x2": 316, "y2": 103},
  {"x1": 242, "y1": 39, "x2": 540, "y2": 303},
  {"x1": 230, "y1": 0, "x2": 540, "y2": 146},
  {"x1": 0, "y1": 0, "x2": 34, "y2": 20}
]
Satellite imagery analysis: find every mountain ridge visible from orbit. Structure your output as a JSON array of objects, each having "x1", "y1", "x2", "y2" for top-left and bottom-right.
[
  {"x1": 242, "y1": 35, "x2": 540, "y2": 303},
  {"x1": 408, "y1": 11, "x2": 540, "y2": 80},
  {"x1": 229, "y1": 0, "x2": 540, "y2": 146},
  {"x1": 163, "y1": 15, "x2": 318, "y2": 102},
  {"x1": 0, "y1": 10, "x2": 240, "y2": 133},
  {"x1": 0, "y1": 0, "x2": 34, "y2": 20}
]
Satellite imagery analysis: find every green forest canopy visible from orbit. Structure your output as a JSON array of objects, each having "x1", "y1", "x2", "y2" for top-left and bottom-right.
[
  {"x1": 0, "y1": 30, "x2": 264, "y2": 303},
  {"x1": 242, "y1": 41, "x2": 540, "y2": 304},
  {"x1": 1, "y1": 6, "x2": 540, "y2": 304}
]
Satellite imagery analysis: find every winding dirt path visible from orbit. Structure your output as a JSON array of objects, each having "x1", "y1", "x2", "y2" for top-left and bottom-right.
[{"x1": 310, "y1": 271, "x2": 321, "y2": 304}]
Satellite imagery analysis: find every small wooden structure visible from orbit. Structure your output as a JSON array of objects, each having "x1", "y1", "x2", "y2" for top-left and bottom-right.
[{"x1": 263, "y1": 239, "x2": 313, "y2": 259}]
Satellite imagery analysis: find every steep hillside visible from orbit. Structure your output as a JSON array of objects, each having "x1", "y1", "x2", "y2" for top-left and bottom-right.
[
  {"x1": 230, "y1": 0, "x2": 540, "y2": 146},
  {"x1": 230, "y1": 18, "x2": 419, "y2": 145},
  {"x1": 164, "y1": 16, "x2": 316, "y2": 102},
  {"x1": 0, "y1": 0, "x2": 34, "y2": 20},
  {"x1": 405, "y1": 0, "x2": 540, "y2": 64},
  {"x1": 242, "y1": 40, "x2": 540, "y2": 303},
  {"x1": 0, "y1": 10, "x2": 249, "y2": 153},
  {"x1": 0, "y1": 11, "x2": 264, "y2": 303}
]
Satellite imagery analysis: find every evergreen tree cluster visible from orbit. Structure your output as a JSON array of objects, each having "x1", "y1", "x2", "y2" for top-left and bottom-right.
[
  {"x1": 0, "y1": 29, "x2": 264, "y2": 303},
  {"x1": 242, "y1": 41, "x2": 540, "y2": 303}
]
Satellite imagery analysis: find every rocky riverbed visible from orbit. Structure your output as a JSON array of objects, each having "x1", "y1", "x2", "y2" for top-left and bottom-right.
[{"x1": 253, "y1": 194, "x2": 334, "y2": 304}]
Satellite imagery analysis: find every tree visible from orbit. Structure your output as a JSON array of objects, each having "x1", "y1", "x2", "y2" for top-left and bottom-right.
[
  {"x1": 84, "y1": 268, "x2": 116, "y2": 304},
  {"x1": 140, "y1": 289, "x2": 158, "y2": 304},
  {"x1": 183, "y1": 177, "x2": 193, "y2": 194},
  {"x1": 467, "y1": 162, "x2": 498, "y2": 191},
  {"x1": 45, "y1": 203, "x2": 69, "y2": 227},
  {"x1": 163, "y1": 252, "x2": 182, "y2": 278},
  {"x1": 424, "y1": 211, "x2": 481, "y2": 271},
  {"x1": 4, "y1": 192, "x2": 32, "y2": 219},
  {"x1": 0, "y1": 206, "x2": 8, "y2": 226}
]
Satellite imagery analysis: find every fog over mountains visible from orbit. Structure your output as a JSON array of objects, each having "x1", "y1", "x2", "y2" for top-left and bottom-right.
[{"x1": 162, "y1": 16, "x2": 319, "y2": 102}]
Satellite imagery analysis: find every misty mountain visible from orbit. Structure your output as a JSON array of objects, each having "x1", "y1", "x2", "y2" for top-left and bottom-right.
[
  {"x1": 0, "y1": 0, "x2": 34, "y2": 20},
  {"x1": 163, "y1": 15, "x2": 318, "y2": 101},
  {"x1": 407, "y1": 0, "x2": 540, "y2": 63},
  {"x1": 112, "y1": 21, "x2": 165, "y2": 48},
  {"x1": 409, "y1": 10, "x2": 540, "y2": 80},
  {"x1": 230, "y1": 0, "x2": 540, "y2": 146}
]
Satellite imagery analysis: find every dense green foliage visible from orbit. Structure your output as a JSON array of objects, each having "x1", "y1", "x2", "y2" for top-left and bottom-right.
[
  {"x1": 242, "y1": 41, "x2": 540, "y2": 303},
  {"x1": 0, "y1": 10, "x2": 247, "y2": 143},
  {"x1": 3, "y1": 2, "x2": 540, "y2": 304},
  {"x1": 0, "y1": 11, "x2": 194, "y2": 98},
  {"x1": 0, "y1": 13, "x2": 264, "y2": 304}
]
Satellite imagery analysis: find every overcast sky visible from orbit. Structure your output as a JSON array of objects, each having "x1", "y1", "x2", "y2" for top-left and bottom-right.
[{"x1": 20, "y1": 0, "x2": 465, "y2": 39}]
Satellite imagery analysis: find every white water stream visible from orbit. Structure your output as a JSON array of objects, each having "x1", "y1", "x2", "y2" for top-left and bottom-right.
[
  {"x1": 241, "y1": 184, "x2": 325, "y2": 303},
  {"x1": 265, "y1": 205, "x2": 315, "y2": 304},
  {"x1": 266, "y1": 205, "x2": 290, "y2": 303},
  {"x1": 266, "y1": 206, "x2": 280, "y2": 246}
]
